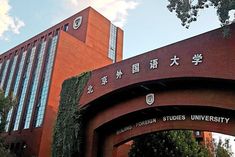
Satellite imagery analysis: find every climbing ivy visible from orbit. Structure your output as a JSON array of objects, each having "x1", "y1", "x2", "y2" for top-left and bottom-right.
[{"x1": 52, "y1": 72, "x2": 91, "y2": 157}]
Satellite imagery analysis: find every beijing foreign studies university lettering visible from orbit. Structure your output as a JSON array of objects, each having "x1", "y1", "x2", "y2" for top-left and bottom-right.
[
  {"x1": 116, "y1": 115, "x2": 230, "y2": 135},
  {"x1": 163, "y1": 115, "x2": 230, "y2": 123}
]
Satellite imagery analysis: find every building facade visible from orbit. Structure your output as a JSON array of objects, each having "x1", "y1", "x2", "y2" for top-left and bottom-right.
[
  {"x1": 0, "y1": 7, "x2": 123, "y2": 157},
  {"x1": 76, "y1": 24, "x2": 235, "y2": 157},
  {"x1": 0, "y1": 6, "x2": 220, "y2": 157}
]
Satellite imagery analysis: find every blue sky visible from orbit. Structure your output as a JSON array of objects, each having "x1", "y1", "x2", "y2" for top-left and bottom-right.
[
  {"x1": 0, "y1": 0, "x2": 234, "y2": 153},
  {"x1": 0, "y1": 0, "x2": 221, "y2": 58}
]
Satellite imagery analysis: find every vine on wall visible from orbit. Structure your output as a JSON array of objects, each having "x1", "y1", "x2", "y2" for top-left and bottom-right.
[{"x1": 52, "y1": 72, "x2": 91, "y2": 157}]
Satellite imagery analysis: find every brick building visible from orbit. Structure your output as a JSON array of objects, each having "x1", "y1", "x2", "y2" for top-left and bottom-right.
[
  {"x1": 0, "y1": 6, "x2": 217, "y2": 157},
  {"x1": 0, "y1": 7, "x2": 123, "y2": 157}
]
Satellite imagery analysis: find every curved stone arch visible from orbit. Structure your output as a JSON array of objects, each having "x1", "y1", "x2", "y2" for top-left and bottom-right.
[
  {"x1": 78, "y1": 25, "x2": 235, "y2": 157},
  {"x1": 81, "y1": 77, "x2": 235, "y2": 157},
  {"x1": 110, "y1": 110, "x2": 235, "y2": 157}
]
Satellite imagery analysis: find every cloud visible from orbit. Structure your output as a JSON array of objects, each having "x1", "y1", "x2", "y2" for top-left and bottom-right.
[
  {"x1": 63, "y1": 0, "x2": 139, "y2": 28},
  {"x1": 0, "y1": 0, "x2": 25, "y2": 39}
]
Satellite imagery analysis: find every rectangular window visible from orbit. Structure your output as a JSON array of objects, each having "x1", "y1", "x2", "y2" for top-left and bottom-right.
[
  {"x1": 64, "y1": 24, "x2": 69, "y2": 32},
  {"x1": 0, "y1": 60, "x2": 10, "y2": 88},
  {"x1": 33, "y1": 40, "x2": 37, "y2": 46},
  {"x1": 4, "y1": 55, "x2": 19, "y2": 132},
  {"x1": 5, "y1": 55, "x2": 19, "y2": 97},
  {"x1": 108, "y1": 24, "x2": 117, "y2": 63},
  {"x1": 0, "y1": 63, "x2": 2, "y2": 73},
  {"x1": 5, "y1": 107, "x2": 13, "y2": 131},
  {"x1": 23, "y1": 41, "x2": 47, "y2": 129},
  {"x1": 41, "y1": 36, "x2": 45, "y2": 42},
  {"x1": 6, "y1": 52, "x2": 27, "y2": 132},
  {"x1": 55, "y1": 28, "x2": 60, "y2": 35},
  {"x1": 48, "y1": 32, "x2": 52, "y2": 37},
  {"x1": 26, "y1": 43, "x2": 30, "y2": 49},
  {"x1": 35, "y1": 36, "x2": 58, "y2": 127},
  {"x1": 13, "y1": 52, "x2": 27, "y2": 96},
  {"x1": 13, "y1": 47, "x2": 36, "y2": 131}
]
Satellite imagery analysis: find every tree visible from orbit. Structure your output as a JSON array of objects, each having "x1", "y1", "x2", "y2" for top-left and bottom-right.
[
  {"x1": 0, "y1": 89, "x2": 17, "y2": 157},
  {"x1": 167, "y1": 0, "x2": 235, "y2": 29},
  {"x1": 128, "y1": 130, "x2": 210, "y2": 157},
  {"x1": 0, "y1": 90, "x2": 16, "y2": 133},
  {"x1": 214, "y1": 138, "x2": 233, "y2": 157}
]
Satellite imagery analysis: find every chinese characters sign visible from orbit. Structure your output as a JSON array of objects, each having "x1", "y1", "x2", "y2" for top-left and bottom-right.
[{"x1": 87, "y1": 53, "x2": 204, "y2": 94}]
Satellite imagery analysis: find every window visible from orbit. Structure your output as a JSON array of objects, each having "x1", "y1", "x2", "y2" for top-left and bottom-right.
[
  {"x1": 108, "y1": 24, "x2": 117, "y2": 63},
  {"x1": 13, "y1": 52, "x2": 27, "y2": 96},
  {"x1": 0, "y1": 59, "x2": 10, "y2": 88},
  {"x1": 27, "y1": 43, "x2": 30, "y2": 49},
  {"x1": 35, "y1": 36, "x2": 58, "y2": 127},
  {"x1": 48, "y1": 32, "x2": 52, "y2": 37},
  {"x1": 23, "y1": 41, "x2": 47, "y2": 129},
  {"x1": 5, "y1": 55, "x2": 18, "y2": 97},
  {"x1": 0, "y1": 63, "x2": 2, "y2": 74},
  {"x1": 64, "y1": 23, "x2": 69, "y2": 32},
  {"x1": 33, "y1": 40, "x2": 37, "y2": 46},
  {"x1": 55, "y1": 28, "x2": 60, "y2": 35},
  {"x1": 13, "y1": 47, "x2": 36, "y2": 131},
  {"x1": 41, "y1": 36, "x2": 45, "y2": 41},
  {"x1": 5, "y1": 107, "x2": 13, "y2": 131}
]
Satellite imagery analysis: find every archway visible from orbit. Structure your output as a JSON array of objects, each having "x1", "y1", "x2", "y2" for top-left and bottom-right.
[
  {"x1": 80, "y1": 78, "x2": 235, "y2": 157},
  {"x1": 75, "y1": 25, "x2": 235, "y2": 157}
]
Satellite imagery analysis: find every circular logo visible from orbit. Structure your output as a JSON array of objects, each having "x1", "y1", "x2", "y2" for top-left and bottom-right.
[
  {"x1": 73, "y1": 16, "x2": 83, "y2": 30},
  {"x1": 146, "y1": 93, "x2": 155, "y2": 106}
]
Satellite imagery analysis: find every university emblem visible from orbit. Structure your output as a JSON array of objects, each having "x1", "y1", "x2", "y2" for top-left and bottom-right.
[
  {"x1": 73, "y1": 16, "x2": 83, "y2": 29},
  {"x1": 146, "y1": 93, "x2": 155, "y2": 106}
]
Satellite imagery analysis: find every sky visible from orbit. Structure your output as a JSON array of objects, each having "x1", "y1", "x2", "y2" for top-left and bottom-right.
[
  {"x1": 0, "y1": 0, "x2": 234, "y2": 154},
  {"x1": 0, "y1": 0, "x2": 223, "y2": 57}
]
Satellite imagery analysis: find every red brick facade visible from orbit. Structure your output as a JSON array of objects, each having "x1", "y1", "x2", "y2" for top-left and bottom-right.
[
  {"x1": 1, "y1": 7, "x2": 123, "y2": 157},
  {"x1": 78, "y1": 24, "x2": 235, "y2": 157},
  {"x1": 2, "y1": 6, "x2": 235, "y2": 157}
]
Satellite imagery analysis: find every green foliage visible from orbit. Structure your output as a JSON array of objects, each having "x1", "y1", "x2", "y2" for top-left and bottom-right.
[
  {"x1": 167, "y1": 0, "x2": 235, "y2": 28},
  {"x1": 52, "y1": 72, "x2": 91, "y2": 157},
  {"x1": 128, "y1": 130, "x2": 210, "y2": 157},
  {"x1": 0, "y1": 89, "x2": 17, "y2": 156},
  {"x1": 0, "y1": 142, "x2": 15, "y2": 157},
  {"x1": 214, "y1": 138, "x2": 233, "y2": 157},
  {"x1": 0, "y1": 90, "x2": 17, "y2": 133}
]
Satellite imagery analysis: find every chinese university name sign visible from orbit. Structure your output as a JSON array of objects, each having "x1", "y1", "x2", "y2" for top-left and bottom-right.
[{"x1": 87, "y1": 53, "x2": 204, "y2": 94}]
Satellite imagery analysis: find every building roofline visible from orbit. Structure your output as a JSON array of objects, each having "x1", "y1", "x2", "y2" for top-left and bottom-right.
[
  {"x1": 124, "y1": 23, "x2": 235, "y2": 60},
  {"x1": 1, "y1": 7, "x2": 108, "y2": 57}
]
